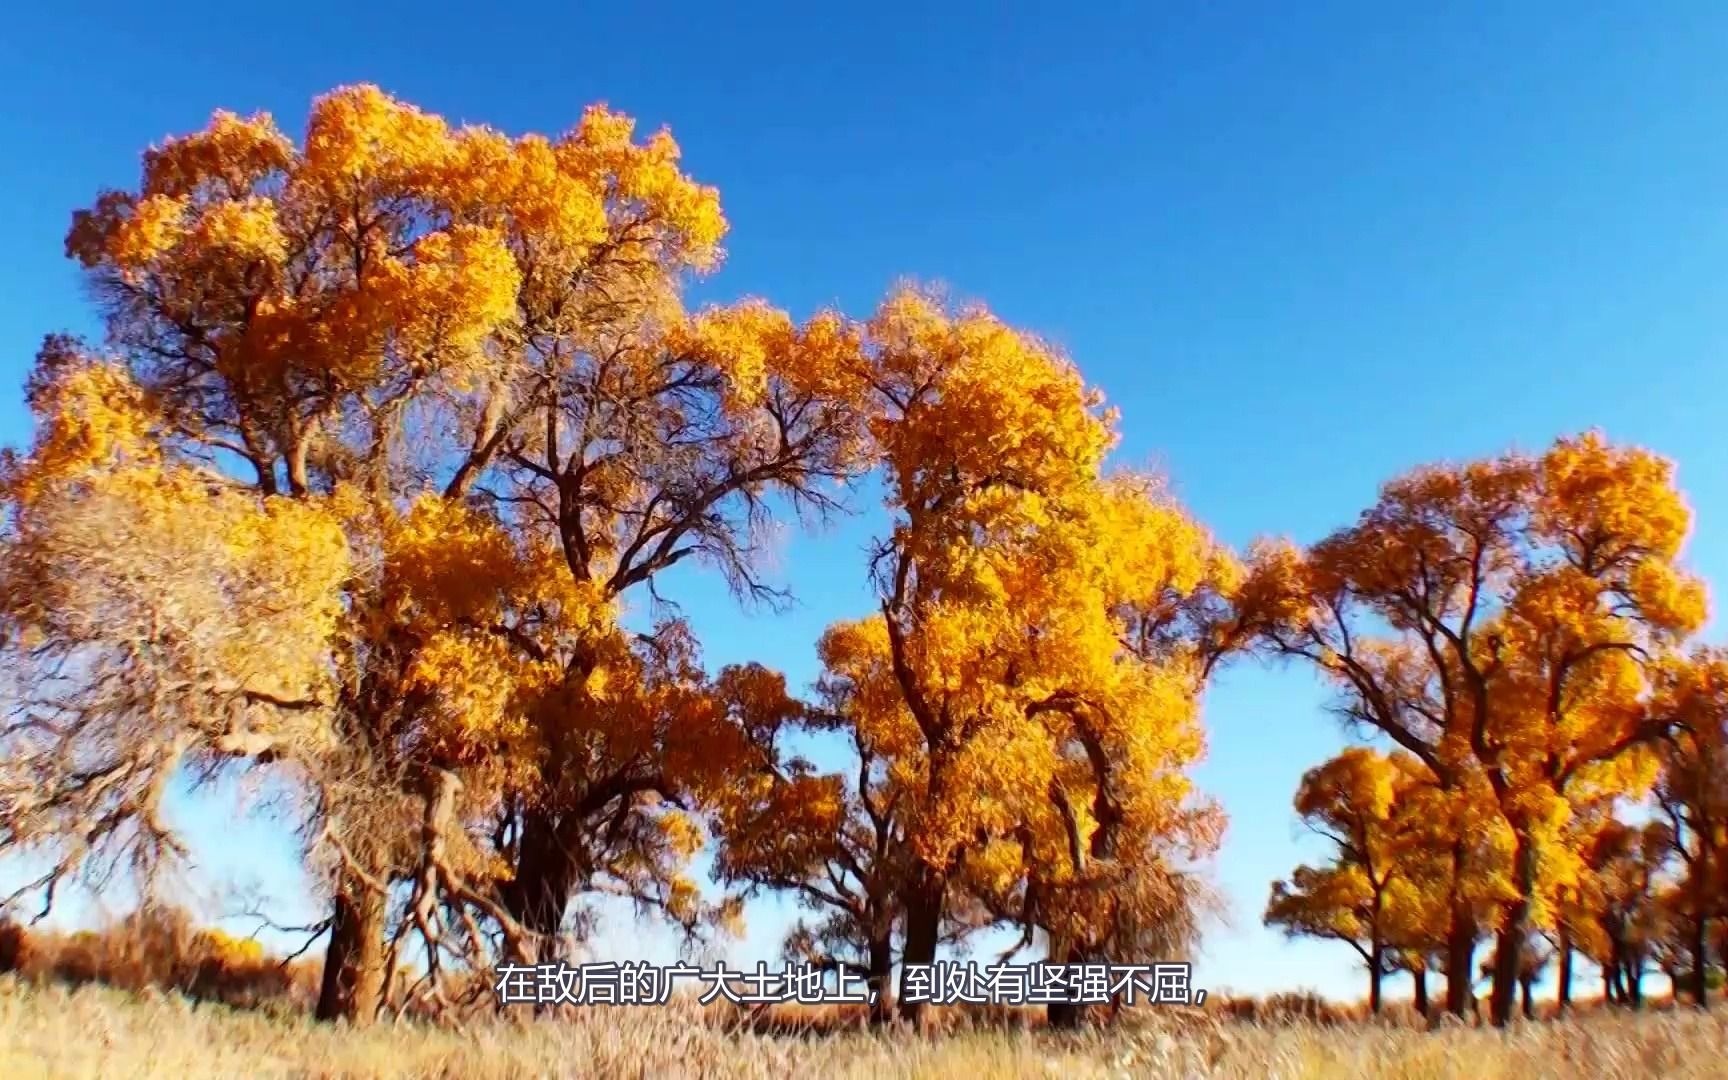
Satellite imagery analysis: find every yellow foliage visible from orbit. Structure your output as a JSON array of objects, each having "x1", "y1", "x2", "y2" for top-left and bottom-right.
[
  {"x1": 2, "y1": 360, "x2": 160, "y2": 507},
  {"x1": 1246, "y1": 429, "x2": 1713, "y2": 1004},
  {"x1": 296, "y1": 84, "x2": 453, "y2": 197},
  {"x1": 783, "y1": 285, "x2": 1238, "y2": 960},
  {"x1": 141, "y1": 109, "x2": 295, "y2": 199},
  {"x1": 199, "y1": 929, "x2": 268, "y2": 968}
]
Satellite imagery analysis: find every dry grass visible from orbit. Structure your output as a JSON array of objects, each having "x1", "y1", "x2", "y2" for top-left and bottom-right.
[
  {"x1": 0, "y1": 973, "x2": 1724, "y2": 1079},
  {"x1": 2, "y1": 917, "x2": 1723, "y2": 1077}
]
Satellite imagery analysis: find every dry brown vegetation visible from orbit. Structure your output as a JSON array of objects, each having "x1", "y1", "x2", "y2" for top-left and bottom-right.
[
  {"x1": 0, "y1": 910, "x2": 320, "y2": 1012},
  {"x1": 5, "y1": 971, "x2": 1728, "y2": 1080},
  {"x1": 2, "y1": 918, "x2": 1725, "y2": 1078}
]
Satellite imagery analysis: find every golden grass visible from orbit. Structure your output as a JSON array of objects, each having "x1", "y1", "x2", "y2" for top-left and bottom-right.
[{"x1": 3, "y1": 974, "x2": 1727, "y2": 1079}]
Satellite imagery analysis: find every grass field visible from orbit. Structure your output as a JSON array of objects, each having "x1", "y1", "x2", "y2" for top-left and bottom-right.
[{"x1": 3, "y1": 974, "x2": 1726, "y2": 1079}]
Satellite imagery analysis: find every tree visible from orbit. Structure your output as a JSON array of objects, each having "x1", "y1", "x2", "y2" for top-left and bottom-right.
[
  {"x1": 454, "y1": 133, "x2": 875, "y2": 963},
  {"x1": 712, "y1": 675, "x2": 912, "y2": 1026},
  {"x1": 1234, "y1": 432, "x2": 1707, "y2": 1025},
  {"x1": 1478, "y1": 932, "x2": 1551, "y2": 1019},
  {"x1": 1547, "y1": 793, "x2": 1621, "y2": 1012},
  {"x1": 2, "y1": 85, "x2": 872, "y2": 1024},
  {"x1": 1650, "y1": 647, "x2": 1728, "y2": 1008},
  {"x1": 0, "y1": 346, "x2": 351, "y2": 917},
  {"x1": 815, "y1": 287, "x2": 1236, "y2": 1025},
  {"x1": 1574, "y1": 816, "x2": 1668, "y2": 1009},
  {"x1": 1265, "y1": 748, "x2": 1462, "y2": 1014}
]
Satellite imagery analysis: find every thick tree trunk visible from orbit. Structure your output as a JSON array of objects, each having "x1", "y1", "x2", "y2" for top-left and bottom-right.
[
  {"x1": 1047, "y1": 942, "x2": 1091, "y2": 1030},
  {"x1": 1412, "y1": 965, "x2": 1429, "y2": 1019},
  {"x1": 896, "y1": 865, "x2": 946, "y2": 1027},
  {"x1": 1047, "y1": 998, "x2": 1090, "y2": 1028},
  {"x1": 1444, "y1": 906, "x2": 1477, "y2": 1018},
  {"x1": 315, "y1": 875, "x2": 387, "y2": 1025},
  {"x1": 1442, "y1": 836, "x2": 1476, "y2": 1021},
  {"x1": 1489, "y1": 925, "x2": 1522, "y2": 1026},
  {"x1": 1556, "y1": 935, "x2": 1573, "y2": 1011},
  {"x1": 1489, "y1": 837, "x2": 1539, "y2": 1027},
  {"x1": 1626, "y1": 958, "x2": 1644, "y2": 1009},
  {"x1": 867, "y1": 932, "x2": 895, "y2": 1027},
  {"x1": 505, "y1": 808, "x2": 583, "y2": 961}
]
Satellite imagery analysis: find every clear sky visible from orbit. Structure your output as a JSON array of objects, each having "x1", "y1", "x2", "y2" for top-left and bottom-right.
[{"x1": 3, "y1": 2, "x2": 1727, "y2": 1003}]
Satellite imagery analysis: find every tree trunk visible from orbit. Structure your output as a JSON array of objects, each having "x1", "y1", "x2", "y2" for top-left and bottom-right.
[
  {"x1": 1368, "y1": 937, "x2": 1384, "y2": 1015},
  {"x1": 1718, "y1": 921, "x2": 1728, "y2": 996},
  {"x1": 1047, "y1": 942, "x2": 1091, "y2": 1030},
  {"x1": 867, "y1": 932, "x2": 895, "y2": 1027},
  {"x1": 896, "y1": 864, "x2": 946, "y2": 1027},
  {"x1": 1694, "y1": 845, "x2": 1712, "y2": 1009},
  {"x1": 1489, "y1": 836, "x2": 1538, "y2": 1027},
  {"x1": 1412, "y1": 964, "x2": 1429, "y2": 1019},
  {"x1": 1489, "y1": 926, "x2": 1522, "y2": 1026},
  {"x1": 1520, "y1": 972, "x2": 1535, "y2": 1019},
  {"x1": 1047, "y1": 998, "x2": 1089, "y2": 1028},
  {"x1": 1626, "y1": 958, "x2": 1644, "y2": 1009},
  {"x1": 505, "y1": 808, "x2": 582, "y2": 962},
  {"x1": 1606, "y1": 944, "x2": 1624, "y2": 1005},
  {"x1": 1444, "y1": 906, "x2": 1477, "y2": 1019},
  {"x1": 1442, "y1": 836, "x2": 1476, "y2": 1021},
  {"x1": 1691, "y1": 911, "x2": 1710, "y2": 1009},
  {"x1": 1556, "y1": 931, "x2": 1573, "y2": 1012},
  {"x1": 315, "y1": 874, "x2": 387, "y2": 1025}
]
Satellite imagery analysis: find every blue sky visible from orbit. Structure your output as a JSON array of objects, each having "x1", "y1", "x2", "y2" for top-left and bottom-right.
[{"x1": 4, "y1": 2, "x2": 1728, "y2": 1002}]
